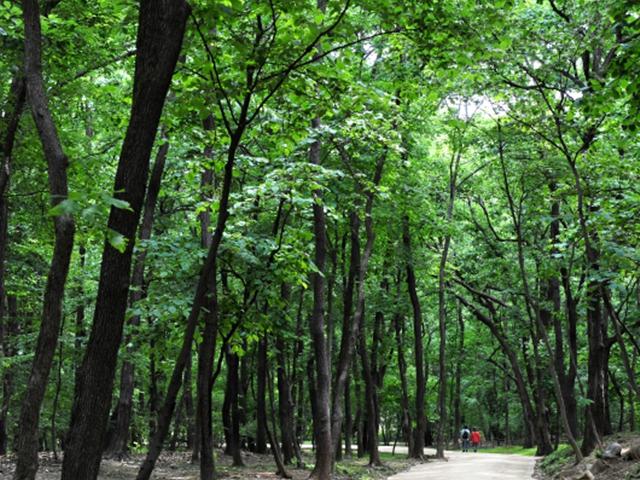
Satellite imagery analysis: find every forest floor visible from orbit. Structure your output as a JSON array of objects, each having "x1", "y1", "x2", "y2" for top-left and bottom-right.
[
  {"x1": 0, "y1": 449, "x2": 419, "y2": 480},
  {"x1": 535, "y1": 433, "x2": 640, "y2": 480}
]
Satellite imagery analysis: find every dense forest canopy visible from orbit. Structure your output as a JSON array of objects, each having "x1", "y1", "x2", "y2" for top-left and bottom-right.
[{"x1": 0, "y1": 0, "x2": 639, "y2": 479}]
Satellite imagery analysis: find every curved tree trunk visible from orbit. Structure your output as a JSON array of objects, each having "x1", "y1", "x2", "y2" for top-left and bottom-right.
[{"x1": 14, "y1": 2, "x2": 75, "y2": 477}]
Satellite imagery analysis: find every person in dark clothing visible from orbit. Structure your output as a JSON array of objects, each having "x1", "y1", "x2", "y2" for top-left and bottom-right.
[{"x1": 460, "y1": 425, "x2": 471, "y2": 452}]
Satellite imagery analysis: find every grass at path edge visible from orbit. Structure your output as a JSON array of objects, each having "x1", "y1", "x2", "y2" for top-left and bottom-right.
[{"x1": 477, "y1": 446, "x2": 539, "y2": 456}]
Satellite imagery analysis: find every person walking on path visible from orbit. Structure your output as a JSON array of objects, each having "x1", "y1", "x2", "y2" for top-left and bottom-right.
[
  {"x1": 460, "y1": 425, "x2": 471, "y2": 452},
  {"x1": 470, "y1": 428, "x2": 481, "y2": 452}
]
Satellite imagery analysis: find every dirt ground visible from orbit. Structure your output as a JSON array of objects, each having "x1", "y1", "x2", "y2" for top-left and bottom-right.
[{"x1": 0, "y1": 450, "x2": 416, "y2": 480}]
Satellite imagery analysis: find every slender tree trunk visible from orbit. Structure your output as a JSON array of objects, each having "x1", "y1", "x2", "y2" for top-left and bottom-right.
[
  {"x1": 560, "y1": 265, "x2": 579, "y2": 437},
  {"x1": 452, "y1": 301, "x2": 463, "y2": 445},
  {"x1": 403, "y1": 216, "x2": 425, "y2": 459},
  {"x1": 266, "y1": 364, "x2": 291, "y2": 478},
  {"x1": 169, "y1": 395, "x2": 184, "y2": 451},
  {"x1": 565, "y1": 155, "x2": 609, "y2": 456},
  {"x1": 184, "y1": 353, "x2": 196, "y2": 457},
  {"x1": 359, "y1": 310, "x2": 382, "y2": 466},
  {"x1": 0, "y1": 296, "x2": 17, "y2": 454},
  {"x1": 196, "y1": 159, "x2": 217, "y2": 480},
  {"x1": 308, "y1": 111, "x2": 332, "y2": 478},
  {"x1": 195, "y1": 267, "x2": 217, "y2": 478},
  {"x1": 497, "y1": 126, "x2": 582, "y2": 461},
  {"x1": 330, "y1": 148, "x2": 385, "y2": 457},
  {"x1": 226, "y1": 350, "x2": 244, "y2": 466},
  {"x1": 0, "y1": 73, "x2": 25, "y2": 452},
  {"x1": 456, "y1": 295, "x2": 538, "y2": 450},
  {"x1": 106, "y1": 137, "x2": 169, "y2": 458},
  {"x1": 14, "y1": 2, "x2": 76, "y2": 478},
  {"x1": 436, "y1": 150, "x2": 460, "y2": 458},
  {"x1": 51, "y1": 312, "x2": 65, "y2": 459},
  {"x1": 148, "y1": 338, "x2": 160, "y2": 437},
  {"x1": 603, "y1": 289, "x2": 640, "y2": 401},
  {"x1": 545, "y1": 185, "x2": 579, "y2": 438},
  {"x1": 256, "y1": 336, "x2": 268, "y2": 453},
  {"x1": 331, "y1": 211, "x2": 358, "y2": 458},
  {"x1": 393, "y1": 308, "x2": 413, "y2": 454},
  {"x1": 344, "y1": 376, "x2": 353, "y2": 456},
  {"x1": 630, "y1": 351, "x2": 637, "y2": 431},
  {"x1": 136, "y1": 91, "x2": 251, "y2": 480},
  {"x1": 62, "y1": 3, "x2": 188, "y2": 479},
  {"x1": 276, "y1": 290, "x2": 296, "y2": 464}
]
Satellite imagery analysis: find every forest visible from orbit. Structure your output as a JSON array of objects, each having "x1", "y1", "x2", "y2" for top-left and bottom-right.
[{"x1": 0, "y1": 0, "x2": 639, "y2": 479}]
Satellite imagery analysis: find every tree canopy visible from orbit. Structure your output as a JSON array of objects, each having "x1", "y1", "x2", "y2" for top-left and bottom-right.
[{"x1": 0, "y1": 0, "x2": 639, "y2": 479}]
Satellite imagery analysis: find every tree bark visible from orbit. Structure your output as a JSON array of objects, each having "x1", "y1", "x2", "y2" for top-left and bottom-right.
[
  {"x1": 497, "y1": 125, "x2": 582, "y2": 461},
  {"x1": 0, "y1": 296, "x2": 18, "y2": 454},
  {"x1": 436, "y1": 149, "x2": 460, "y2": 458},
  {"x1": 256, "y1": 336, "x2": 268, "y2": 453},
  {"x1": 358, "y1": 309, "x2": 382, "y2": 466},
  {"x1": 544, "y1": 183, "x2": 579, "y2": 438},
  {"x1": 393, "y1": 306, "x2": 413, "y2": 454},
  {"x1": 106, "y1": 137, "x2": 169, "y2": 458},
  {"x1": 195, "y1": 156, "x2": 217, "y2": 479},
  {"x1": 0, "y1": 81, "x2": 25, "y2": 452},
  {"x1": 61, "y1": 2, "x2": 188, "y2": 479},
  {"x1": 456, "y1": 295, "x2": 538, "y2": 450},
  {"x1": 275, "y1": 285, "x2": 296, "y2": 464},
  {"x1": 452, "y1": 301, "x2": 464, "y2": 445},
  {"x1": 403, "y1": 216, "x2": 426, "y2": 459},
  {"x1": 331, "y1": 147, "x2": 385, "y2": 457},
  {"x1": 226, "y1": 350, "x2": 244, "y2": 466},
  {"x1": 308, "y1": 112, "x2": 332, "y2": 478},
  {"x1": 14, "y1": 1, "x2": 76, "y2": 477}
]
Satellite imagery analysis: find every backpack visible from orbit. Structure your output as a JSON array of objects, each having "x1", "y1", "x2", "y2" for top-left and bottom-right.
[{"x1": 462, "y1": 429, "x2": 470, "y2": 440}]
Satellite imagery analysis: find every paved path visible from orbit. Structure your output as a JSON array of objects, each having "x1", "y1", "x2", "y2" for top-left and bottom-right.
[{"x1": 387, "y1": 449, "x2": 536, "y2": 480}]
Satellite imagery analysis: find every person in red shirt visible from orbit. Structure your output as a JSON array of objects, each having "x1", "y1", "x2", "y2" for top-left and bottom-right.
[{"x1": 470, "y1": 428, "x2": 481, "y2": 452}]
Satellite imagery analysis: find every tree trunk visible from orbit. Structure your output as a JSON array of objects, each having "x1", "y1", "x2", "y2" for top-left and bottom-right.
[
  {"x1": 545, "y1": 185, "x2": 579, "y2": 439},
  {"x1": 0, "y1": 296, "x2": 18, "y2": 454},
  {"x1": 106, "y1": 137, "x2": 169, "y2": 458},
  {"x1": 184, "y1": 353, "x2": 196, "y2": 456},
  {"x1": 452, "y1": 301, "x2": 464, "y2": 445},
  {"x1": 0, "y1": 73, "x2": 25, "y2": 452},
  {"x1": 331, "y1": 211, "x2": 358, "y2": 458},
  {"x1": 226, "y1": 350, "x2": 244, "y2": 466},
  {"x1": 497, "y1": 127, "x2": 582, "y2": 461},
  {"x1": 256, "y1": 336, "x2": 268, "y2": 454},
  {"x1": 456, "y1": 295, "x2": 539, "y2": 450},
  {"x1": 393, "y1": 308, "x2": 413, "y2": 455},
  {"x1": 276, "y1": 310, "x2": 295, "y2": 464},
  {"x1": 560, "y1": 265, "x2": 579, "y2": 437},
  {"x1": 436, "y1": 150, "x2": 460, "y2": 458},
  {"x1": 403, "y1": 216, "x2": 425, "y2": 459},
  {"x1": 330, "y1": 147, "x2": 385, "y2": 457},
  {"x1": 196, "y1": 161, "x2": 217, "y2": 480},
  {"x1": 62, "y1": 3, "x2": 188, "y2": 479},
  {"x1": 359, "y1": 310, "x2": 382, "y2": 466},
  {"x1": 196, "y1": 268, "x2": 217, "y2": 479},
  {"x1": 14, "y1": 2, "x2": 76, "y2": 478},
  {"x1": 344, "y1": 376, "x2": 353, "y2": 457},
  {"x1": 308, "y1": 112, "x2": 332, "y2": 479}
]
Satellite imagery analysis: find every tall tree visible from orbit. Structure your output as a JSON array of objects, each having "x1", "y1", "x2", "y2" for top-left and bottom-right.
[
  {"x1": 61, "y1": 2, "x2": 189, "y2": 478},
  {"x1": 13, "y1": 0, "x2": 75, "y2": 477}
]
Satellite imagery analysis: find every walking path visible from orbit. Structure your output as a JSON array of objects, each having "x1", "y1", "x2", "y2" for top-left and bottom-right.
[{"x1": 387, "y1": 449, "x2": 536, "y2": 480}]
